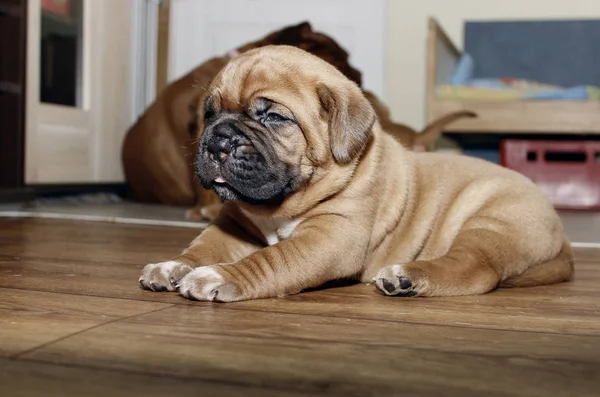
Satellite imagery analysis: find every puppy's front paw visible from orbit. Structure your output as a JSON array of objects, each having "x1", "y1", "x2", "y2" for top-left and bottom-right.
[
  {"x1": 374, "y1": 264, "x2": 428, "y2": 297},
  {"x1": 177, "y1": 265, "x2": 243, "y2": 302},
  {"x1": 139, "y1": 260, "x2": 192, "y2": 292}
]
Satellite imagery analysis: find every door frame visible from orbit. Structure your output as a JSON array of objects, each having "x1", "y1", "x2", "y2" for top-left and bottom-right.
[
  {"x1": 129, "y1": 0, "x2": 160, "y2": 120},
  {"x1": 0, "y1": 0, "x2": 28, "y2": 191},
  {"x1": 0, "y1": 0, "x2": 157, "y2": 201},
  {"x1": 24, "y1": 0, "x2": 158, "y2": 185}
]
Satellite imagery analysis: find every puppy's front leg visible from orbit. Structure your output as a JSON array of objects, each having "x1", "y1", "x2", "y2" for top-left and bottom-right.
[
  {"x1": 139, "y1": 211, "x2": 261, "y2": 292},
  {"x1": 177, "y1": 216, "x2": 367, "y2": 302}
]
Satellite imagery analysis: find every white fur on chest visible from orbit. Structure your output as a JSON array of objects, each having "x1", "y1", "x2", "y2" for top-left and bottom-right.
[{"x1": 241, "y1": 209, "x2": 303, "y2": 245}]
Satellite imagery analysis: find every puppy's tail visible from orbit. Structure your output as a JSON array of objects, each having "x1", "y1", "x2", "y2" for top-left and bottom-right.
[{"x1": 414, "y1": 111, "x2": 477, "y2": 151}]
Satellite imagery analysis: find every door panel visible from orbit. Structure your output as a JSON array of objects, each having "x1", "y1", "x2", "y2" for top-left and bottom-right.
[{"x1": 25, "y1": 0, "x2": 134, "y2": 184}]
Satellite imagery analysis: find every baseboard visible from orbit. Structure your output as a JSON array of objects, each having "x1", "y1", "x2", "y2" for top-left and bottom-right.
[{"x1": 0, "y1": 183, "x2": 128, "y2": 204}]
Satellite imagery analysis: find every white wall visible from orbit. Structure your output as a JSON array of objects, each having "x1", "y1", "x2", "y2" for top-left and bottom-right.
[
  {"x1": 386, "y1": 0, "x2": 600, "y2": 130},
  {"x1": 169, "y1": 0, "x2": 386, "y2": 99}
]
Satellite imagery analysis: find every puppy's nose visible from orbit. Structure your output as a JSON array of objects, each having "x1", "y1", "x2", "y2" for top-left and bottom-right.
[{"x1": 207, "y1": 137, "x2": 232, "y2": 164}]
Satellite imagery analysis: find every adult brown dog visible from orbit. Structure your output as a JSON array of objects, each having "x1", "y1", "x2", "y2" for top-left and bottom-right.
[
  {"x1": 122, "y1": 22, "x2": 474, "y2": 221},
  {"x1": 139, "y1": 46, "x2": 574, "y2": 302}
]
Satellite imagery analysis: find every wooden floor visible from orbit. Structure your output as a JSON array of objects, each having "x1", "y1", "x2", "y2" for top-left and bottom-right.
[{"x1": 1, "y1": 217, "x2": 600, "y2": 397}]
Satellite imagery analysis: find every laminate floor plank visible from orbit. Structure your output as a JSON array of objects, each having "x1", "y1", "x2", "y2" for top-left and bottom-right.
[
  {"x1": 0, "y1": 358, "x2": 316, "y2": 397},
  {"x1": 0, "y1": 217, "x2": 199, "y2": 264},
  {"x1": 0, "y1": 288, "x2": 170, "y2": 356}
]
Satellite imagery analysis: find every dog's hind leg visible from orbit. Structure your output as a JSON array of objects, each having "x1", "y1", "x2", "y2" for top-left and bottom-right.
[
  {"x1": 373, "y1": 227, "x2": 571, "y2": 297},
  {"x1": 500, "y1": 237, "x2": 574, "y2": 288}
]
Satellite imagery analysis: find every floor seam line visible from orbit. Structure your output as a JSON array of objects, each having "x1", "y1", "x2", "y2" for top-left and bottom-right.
[
  {"x1": 0, "y1": 286, "x2": 187, "y2": 305},
  {"x1": 11, "y1": 304, "x2": 177, "y2": 359}
]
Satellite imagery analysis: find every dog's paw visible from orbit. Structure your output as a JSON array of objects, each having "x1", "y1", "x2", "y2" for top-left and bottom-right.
[
  {"x1": 373, "y1": 264, "x2": 427, "y2": 297},
  {"x1": 185, "y1": 207, "x2": 204, "y2": 221},
  {"x1": 185, "y1": 204, "x2": 221, "y2": 222},
  {"x1": 177, "y1": 265, "x2": 243, "y2": 302},
  {"x1": 139, "y1": 260, "x2": 193, "y2": 292}
]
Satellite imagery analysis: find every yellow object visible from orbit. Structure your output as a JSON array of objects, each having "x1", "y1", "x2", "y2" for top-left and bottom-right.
[
  {"x1": 587, "y1": 86, "x2": 600, "y2": 101},
  {"x1": 436, "y1": 86, "x2": 526, "y2": 101}
]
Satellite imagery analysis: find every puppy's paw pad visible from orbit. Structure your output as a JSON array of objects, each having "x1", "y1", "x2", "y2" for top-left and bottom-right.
[
  {"x1": 177, "y1": 266, "x2": 242, "y2": 302},
  {"x1": 374, "y1": 264, "x2": 420, "y2": 297},
  {"x1": 139, "y1": 260, "x2": 193, "y2": 292}
]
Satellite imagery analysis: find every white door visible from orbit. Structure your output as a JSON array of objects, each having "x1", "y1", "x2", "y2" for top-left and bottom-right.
[
  {"x1": 168, "y1": 0, "x2": 387, "y2": 99},
  {"x1": 25, "y1": 0, "x2": 137, "y2": 184}
]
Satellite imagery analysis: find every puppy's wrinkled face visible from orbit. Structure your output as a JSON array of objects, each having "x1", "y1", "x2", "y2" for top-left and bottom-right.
[
  {"x1": 196, "y1": 45, "x2": 375, "y2": 206},
  {"x1": 197, "y1": 92, "x2": 307, "y2": 204}
]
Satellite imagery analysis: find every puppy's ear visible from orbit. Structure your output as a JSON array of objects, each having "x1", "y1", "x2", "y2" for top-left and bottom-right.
[{"x1": 317, "y1": 83, "x2": 375, "y2": 164}]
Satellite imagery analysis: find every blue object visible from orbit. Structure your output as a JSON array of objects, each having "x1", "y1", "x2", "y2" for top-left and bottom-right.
[
  {"x1": 528, "y1": 85, "x2": 589, "y2": 100},
  {"x1": 462, "y1": 148, "x2": 500, "y2": 164},
  {"x1": 450, "y1": 53, "x2": 474, "y2": 85}
]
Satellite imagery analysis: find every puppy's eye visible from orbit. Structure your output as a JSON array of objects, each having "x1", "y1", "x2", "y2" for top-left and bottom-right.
[
  {"x1": 264, "y1": 112, "x2": 287, "y2": 123},
  {"x1": 203, "y1": 98, "x2": 215, "y2": 121},
  {"x1": 204, "y1": 109, "x2": 215, "y2": 121}
]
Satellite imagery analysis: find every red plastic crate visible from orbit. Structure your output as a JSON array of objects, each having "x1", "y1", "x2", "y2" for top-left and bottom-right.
[{"x1": 500, "y1": 139, "x2": 600, "y2": 210}]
